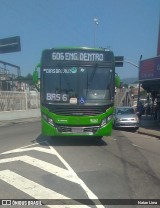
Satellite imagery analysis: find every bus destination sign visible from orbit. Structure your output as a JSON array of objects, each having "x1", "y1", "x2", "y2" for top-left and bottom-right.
[{"x1": 52, "y1": 51, "x2": 104, "y2": 62}]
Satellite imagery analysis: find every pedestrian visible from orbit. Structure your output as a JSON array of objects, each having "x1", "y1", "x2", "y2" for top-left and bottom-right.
[
  {"x1": 137, "y1": 102, "x2": 144, "y2": 121},
  {"x1": 154, "y1": 104, "x2": 158, "y2": 120},
  {"x1": 145, "y1": 104, "x2": 151, "y2": 117}
]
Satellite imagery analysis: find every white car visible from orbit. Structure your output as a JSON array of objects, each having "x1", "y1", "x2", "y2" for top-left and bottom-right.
[{"x1": 113, "y1": 106, "x2": 139, "y2": 131}]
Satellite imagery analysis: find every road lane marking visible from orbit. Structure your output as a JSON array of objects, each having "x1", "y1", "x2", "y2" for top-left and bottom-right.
[
  {"x1": 0, "y1": 142, "x2": 39, "y2": 155},
  {"x1": 0, "y1": 170, "x2": 90, "y2": 208},
  {"x1": 0, "y1": 155, "x2": 78, "y2": 184},
  {"x1": 0, "y1": 144, "x2": 105, "y2": 208},
  {"x1": 48, "y1": 144, "x2": 105, "y2": 208},
  {"x1": 1, "y1": 146, "x2": 58, "y2": 155}
]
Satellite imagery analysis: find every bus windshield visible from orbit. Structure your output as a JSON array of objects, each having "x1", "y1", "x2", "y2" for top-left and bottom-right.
[{"x1": 42, "y1": 66, "x2": 114, "y2": 105}]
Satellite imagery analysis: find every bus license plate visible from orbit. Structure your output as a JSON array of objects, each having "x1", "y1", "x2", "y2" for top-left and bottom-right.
[{"x1": 72, "y1": 127, "x2": 83, "y2": 133}]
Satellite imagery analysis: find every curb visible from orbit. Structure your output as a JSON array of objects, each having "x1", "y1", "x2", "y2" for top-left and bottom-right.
[{"x1": 137, "y1": 129, "x2": 160, "y2": 139}]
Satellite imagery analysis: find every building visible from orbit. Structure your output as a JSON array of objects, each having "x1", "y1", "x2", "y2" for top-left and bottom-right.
[{"x1": 140, "y1": 18, "x2": 160, "y2": 120}]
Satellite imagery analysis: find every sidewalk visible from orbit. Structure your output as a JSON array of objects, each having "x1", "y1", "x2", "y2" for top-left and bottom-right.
[{"x1": 137, "y1": 115, "x2": 160, "y2": 139}]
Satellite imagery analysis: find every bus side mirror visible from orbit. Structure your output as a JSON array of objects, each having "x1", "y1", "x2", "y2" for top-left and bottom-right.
[
  {"x1": 33, "y1": 63, "x2": 41, "y2": 84},
  {"x1": 33, "y1": 70, "x2": 39, "y2": 84},
  {"x1": 115, "y1": 73, "x2": 121, "y2": 88}
]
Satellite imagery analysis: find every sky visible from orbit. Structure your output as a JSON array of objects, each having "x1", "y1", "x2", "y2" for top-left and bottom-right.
[{"x1": 0, "y1": 0, "x2": 160, "y2": 79}]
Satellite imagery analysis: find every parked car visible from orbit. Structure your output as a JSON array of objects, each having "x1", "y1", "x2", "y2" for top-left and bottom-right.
[{"x1": 113, "y1": 106, "x2": 139, "y2": 131}]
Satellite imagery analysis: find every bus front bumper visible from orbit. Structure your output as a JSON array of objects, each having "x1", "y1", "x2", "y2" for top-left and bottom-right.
[{"x1": 41, "y1": 119, "x2": 112, "y2": 137}]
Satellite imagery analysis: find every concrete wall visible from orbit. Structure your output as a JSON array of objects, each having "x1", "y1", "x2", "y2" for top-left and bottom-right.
[{"x1": 0, "y1": 109, "x2": 41, "y2": 121}]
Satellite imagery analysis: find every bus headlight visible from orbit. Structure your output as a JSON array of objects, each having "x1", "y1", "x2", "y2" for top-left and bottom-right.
[
  {"x1": 101, "y1": 118, "x2": 107, "y2": 126},
  {"x1": 101, "y1": 115, "x2": 113, "y2": 127},
  {"x1": 42, "y1": 114, "x2": 55, "y2": 126},
  {"x1": 107, "y1": 115, "x2": 113, "y2": 121},
  {"x1": 48, "y1": 118, "x2": 54, "y2": 126}
]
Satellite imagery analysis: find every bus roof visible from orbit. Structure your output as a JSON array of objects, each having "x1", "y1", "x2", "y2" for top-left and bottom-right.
[{"x1": 44, "y1": 46, "x2": 111, "y2": 52}]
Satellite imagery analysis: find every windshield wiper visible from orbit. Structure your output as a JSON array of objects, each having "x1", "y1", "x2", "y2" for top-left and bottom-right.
[
  {"x1": 88, "y1": 64, "x2": 97, "y2": 85},
  {"x1": 86, "y1": 64, "x2": 98, "y2": 93}
]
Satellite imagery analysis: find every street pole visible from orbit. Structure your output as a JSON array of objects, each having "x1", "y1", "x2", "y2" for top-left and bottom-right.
[
  {"x1": 137, "y1": 55, "x2": 143, "y2": 107},
  {"x1": 124, "y1": 61, "x2": 138, "y2": 68},
  {"x1": 93, "y1": 18, "x2": 98, "y2": 47},
  {"x1": 122, "y1": 59, "x2": 143, "y2": 108}
]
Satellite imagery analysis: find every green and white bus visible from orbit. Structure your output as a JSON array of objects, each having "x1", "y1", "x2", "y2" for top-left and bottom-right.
[{"x1": 33, "y1": 47, "x2": 123, "y2": 137}]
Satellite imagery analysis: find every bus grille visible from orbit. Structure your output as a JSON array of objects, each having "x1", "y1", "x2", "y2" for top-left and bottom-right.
[
  {"x1": 57, "y1": 126, "x2": 99, "y2": 134},
  {"x1": 44, "y1": 104, "x2": 112, "y2": 116}
]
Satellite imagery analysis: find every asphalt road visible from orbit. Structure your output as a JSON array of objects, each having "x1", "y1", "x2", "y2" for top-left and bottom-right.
[{"x1": 0, "y1": 121, "x2": 160, "y2": 208}]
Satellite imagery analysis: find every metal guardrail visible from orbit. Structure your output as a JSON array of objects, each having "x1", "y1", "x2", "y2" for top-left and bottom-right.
[
  {"x1": 0, "y1": 91, "x2": 40, "y2": 111},
  {"x1": 114, "y1": 89, "x2": 133, "y2": 107},
  {"x1": 0, "y1": 89, "x2": 133, "y2": 112}
]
